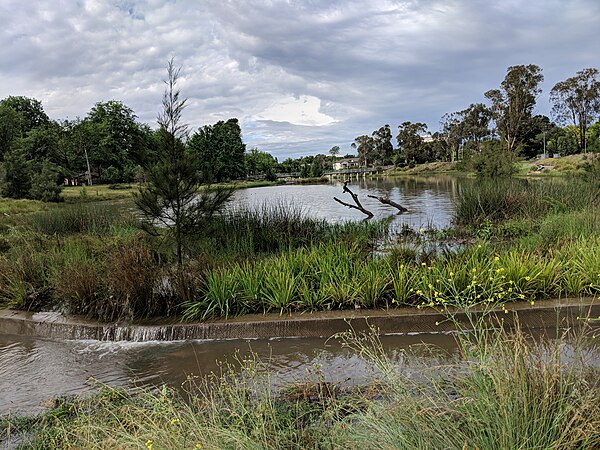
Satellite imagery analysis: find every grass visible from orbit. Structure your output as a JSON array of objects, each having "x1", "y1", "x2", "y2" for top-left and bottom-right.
[
  {"x1": 454, "y1": 177, "x2": 599, "y2": 227},
  {"x1": 4, "y1": 320, "x2": 598, "y2": 449}
]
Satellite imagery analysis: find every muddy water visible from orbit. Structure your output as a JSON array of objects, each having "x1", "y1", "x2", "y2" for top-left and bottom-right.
[
  {"x1": 0, "y1": 332, "x2": 458, "y2": 416},
  {"x1": 233, "y1": 175, "x2": 463, "y2": 229}
]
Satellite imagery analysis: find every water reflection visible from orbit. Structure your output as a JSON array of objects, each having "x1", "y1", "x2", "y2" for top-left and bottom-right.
[{"x1": 233, "y1": 175, "x2": 465, "y2": 230}]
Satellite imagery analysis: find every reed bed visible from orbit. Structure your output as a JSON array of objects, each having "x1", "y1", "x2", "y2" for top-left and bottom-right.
[{"x1": 454, "y1": 177, "x2": 599, "y2": 227}]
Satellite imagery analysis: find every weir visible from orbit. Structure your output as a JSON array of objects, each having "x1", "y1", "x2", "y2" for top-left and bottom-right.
[{"x1": 1, "y1": 298, "x2": 597, "y2": 342}]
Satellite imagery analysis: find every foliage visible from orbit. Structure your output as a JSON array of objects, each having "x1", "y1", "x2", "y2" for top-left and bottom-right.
[
  {"x1": 396, "y1": 121, "x2": 429, "y2": 165},
  {"x1": 135, "y1": 59, "x2": 233, "y2": 264},
  {"x1": 0, "y1": 149, "x2": 31, "y2": 198},
  {"x1": 244, "y1": 147, "x2": 278, "y2": 178},
  {"x1": 470, "y1": 140, "x2": 517, "y2": 178},
  {"x1": 551, "y1": 68, "x2": 600, "y2": 152},
  {"x1": 188, "y1": 118, "x2": 246, "y2": 182},
  {"x1": 485, "y1": 64, "x2": 544, "y2": 153},
  {"x1": 29, "y1": 160, "x2": 64, "y2": 202}
]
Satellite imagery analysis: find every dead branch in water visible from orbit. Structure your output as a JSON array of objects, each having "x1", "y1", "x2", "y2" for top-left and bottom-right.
[
  {"x1": 333, "y1": 181, "x2": 374, "y2": 218},
  {"x1": 367, "y1": 194, "x2": 408, "y2": 214}
]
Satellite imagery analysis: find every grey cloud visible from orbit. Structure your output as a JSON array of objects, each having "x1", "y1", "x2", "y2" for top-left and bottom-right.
[{"x1": 0, "y1": 0, "x2": 598, "y2": 160}]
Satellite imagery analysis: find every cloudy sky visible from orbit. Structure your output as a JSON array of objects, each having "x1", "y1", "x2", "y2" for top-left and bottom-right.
[{"x1": 1, "y1": 0, "x2": 598, "y2": 159}]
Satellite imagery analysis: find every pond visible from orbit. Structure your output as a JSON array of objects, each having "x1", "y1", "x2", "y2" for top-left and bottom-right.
[{"x1": 232, "y1": 175, "x2": 463, "y2": 230}]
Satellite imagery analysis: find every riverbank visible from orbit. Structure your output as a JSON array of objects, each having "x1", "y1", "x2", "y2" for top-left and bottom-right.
[{"x1": 1, "y1": 297, "x2": 597, "y2": 341}]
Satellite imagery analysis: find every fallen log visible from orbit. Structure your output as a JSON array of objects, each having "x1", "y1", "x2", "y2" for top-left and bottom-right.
[
  {"x1": 333, "y1": 181, "x2": 374, "y2": 218},
  {"x1": 367, "y1": 194, "x2": 408, "y2": 214}
]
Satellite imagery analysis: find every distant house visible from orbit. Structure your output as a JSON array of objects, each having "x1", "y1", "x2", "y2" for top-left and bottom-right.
[
  {"x1": 421, "y1": 134, "x2": 435, "y2": 143},
  {"x1": 333, "y1": 157, "x2": 361, "y2": 171}
]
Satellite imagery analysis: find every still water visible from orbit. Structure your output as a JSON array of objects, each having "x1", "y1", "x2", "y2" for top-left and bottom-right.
[
  {"x1": 1, "y1": 176, "x2": 462, "y2": 416},
  {"x1": 233, "y1": 175, "x2": 463, "y2": 230}
]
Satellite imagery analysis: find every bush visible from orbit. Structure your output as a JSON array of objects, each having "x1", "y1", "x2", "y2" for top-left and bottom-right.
[{"x1": 471, "y1": 141, "x2": 517, "y2": 178}]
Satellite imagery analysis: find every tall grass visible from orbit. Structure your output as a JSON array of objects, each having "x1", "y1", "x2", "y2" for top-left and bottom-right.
[
  {"x1": 455, "y1": 177, "x2": 599, "y2": 227},
  {"x1": 8, "y1": 324, "x2": 599, "y2": 449},
  {"x1": 182, "y1": 236, "x2": 600, "y2": 320},
  {"x1": 26, "y1": 202, "x2": 138, "y2": 235}
]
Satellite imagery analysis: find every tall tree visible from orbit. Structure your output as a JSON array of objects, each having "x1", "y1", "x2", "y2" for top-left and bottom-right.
[
  {"x1": 0, "y1": 96, "x2": 49, "y2": 136},
  {"x1": 397, "y1": 121, "x2": 428, "y2": 164},
  {"x1": 440, "y1": 112, "x2": 462, "y2": 162},
  {"x1": 84, "y1": 100, "x2": 147, "y2": 181},
  {"x1": 188, "y1": 118, "x2": 246, "y2": 182},
  {"x1": 550, "y1": 68, "x2": 600, "y2": 153},
  {"x1": 372, "y1": 124, "x2": 394, "y2": 165},
  {"x1": 135, "y1": 59, "x2": 232, "y2": 264},
  {"x1": 351, "y1": 135, "x2": 375, "y2": 167},
  {"x1": 459, "y1": 103, "x2": 492, "y2": 153},
  {"x1": 485, "y1": 64, "x2": 544, "y2": 153}
]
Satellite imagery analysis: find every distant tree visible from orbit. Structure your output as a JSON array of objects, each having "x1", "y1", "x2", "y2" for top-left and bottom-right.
[
  {"x1": 280, "y1": 157, "x2": 301, "y2": 174},
  {"x1": 0, "y1": 96, "x2": 49, "y2": 136},
  {"x1": 459, "y1": 103, "x2": 493, "y2": 154},
  {"x1": 310, "y1": 154, "x2": 326, "y2": 177},
  {"x1": 328, "y1": 145, "x2": 340, "y2": 158},
  {"x1": 135, "y1": 59, "x2": 232, "y2": 265},
  {"x1": 372, "y1": 124, "x2": 394, "y2": 165},
  {"x1": 519, "y1": 115, "x2": 553, "y2": 158},
  {"x1": 440, "y1": 112, "x2": 462, "y2": 162},
  {"x1": 29, "y1": 160, "x2": 63, "y2": 202},
  {"x1": 245, "y1": 148, "x2": 278, "y2": 177},
  {"x1": 351, "y1": 135, "x2": 375, "y2": 167},
  {"x1": 550, "y1": 68, "x2": 600, "y2": 153},
  {"x1": 587, "y1": 121, "x2": 600, "y2": 153},
  {"x1": 21, "y1": 121, "x2": 62, "y2": 162},
  {"x1": 485, "y1": 64, "x2": 544, "y2": 153},
  {"x1": 396, "y1": 121, "x2": 428, "y2": 165},
  {"x1": 84, "y1": 100, "x2": 148, "y2": 182},
  {"x1": 0, "y1": 104, "x2": 23, "y2": 159},
  {"x1": 188, "y1": 118, "x2": 246, "y2": 182}
]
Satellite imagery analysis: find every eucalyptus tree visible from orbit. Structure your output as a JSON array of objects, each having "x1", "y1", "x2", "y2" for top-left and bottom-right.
[
  {"x1": 372, "y1": 124, "x2": 394, "y2": 165},
  {"x1": 352, "y1": 134, "x2": 375, "y2": 167},
  {"x1": 485, "y1": 64, "x2": 544, "y2": 153},
  {"x1": 550, "y1": 68, "x2": 600, "y2": 153},
  {"x1": 135, "y1": 59, "x2": 232, "y2": 265},
  {"x1": 397, "y1": 121, "x2": 428, "y2": 164}
]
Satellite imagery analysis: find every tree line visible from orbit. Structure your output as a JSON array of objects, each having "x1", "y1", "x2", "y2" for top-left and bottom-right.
[
  {"x1": 352, "y1": 65, "x2": 600, "y2": 169},
  {"x1": 1, "y1": 64, "x2": 599, "y2": 201}
]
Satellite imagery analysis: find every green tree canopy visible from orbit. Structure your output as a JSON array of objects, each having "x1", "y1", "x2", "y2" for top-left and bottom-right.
[
  {"x1": 397, "y1": 121, "x2": 428, "y2": 165},
  {"x1": 188, "y1": 118, "x2": 246, "y2": 182},
  {"x1": 550, "y1": 68, "x2": 600, "y2": 153},
  {"x1": 485, "y1": 64, "x2": 544, "y2": 153},
  {"x1": 0, "y1": 96, "x2": 50, "y2": 136}
]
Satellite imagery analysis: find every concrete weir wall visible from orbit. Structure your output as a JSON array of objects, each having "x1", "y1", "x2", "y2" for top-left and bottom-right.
[{"x1": 0, "y1": 298, "x2": 598, "y2": 342}]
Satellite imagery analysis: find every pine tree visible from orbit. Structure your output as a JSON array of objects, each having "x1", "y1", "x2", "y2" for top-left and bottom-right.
[{"x1": 135, "y1": 59, "x2": 232, "y2": 264}]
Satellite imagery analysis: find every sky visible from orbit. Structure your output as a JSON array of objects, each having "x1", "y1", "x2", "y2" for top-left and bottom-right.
[{"x1": 1, "y1": 0, "x2": 598, "y2": 160}]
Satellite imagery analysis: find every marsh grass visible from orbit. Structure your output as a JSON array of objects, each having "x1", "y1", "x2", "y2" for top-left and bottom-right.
[
  {"x1": 26, "y1": 202, "x2": 137, "y2": 235},
  {"x1": 455, "y1": 177, "x2": 599, "y2": 227},
  {"x1": 8, "y1": 322, "x2": 599, "y2": 450}
]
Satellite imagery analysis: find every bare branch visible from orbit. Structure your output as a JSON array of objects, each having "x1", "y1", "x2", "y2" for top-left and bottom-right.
[{"x1": 367, "y1": 194, "x2": 408, "y2": 214}]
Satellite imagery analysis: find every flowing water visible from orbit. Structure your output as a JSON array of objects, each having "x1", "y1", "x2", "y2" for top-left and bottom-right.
[{"x1": 0, "y1": 332, "x2": 458, "y2": 416}]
